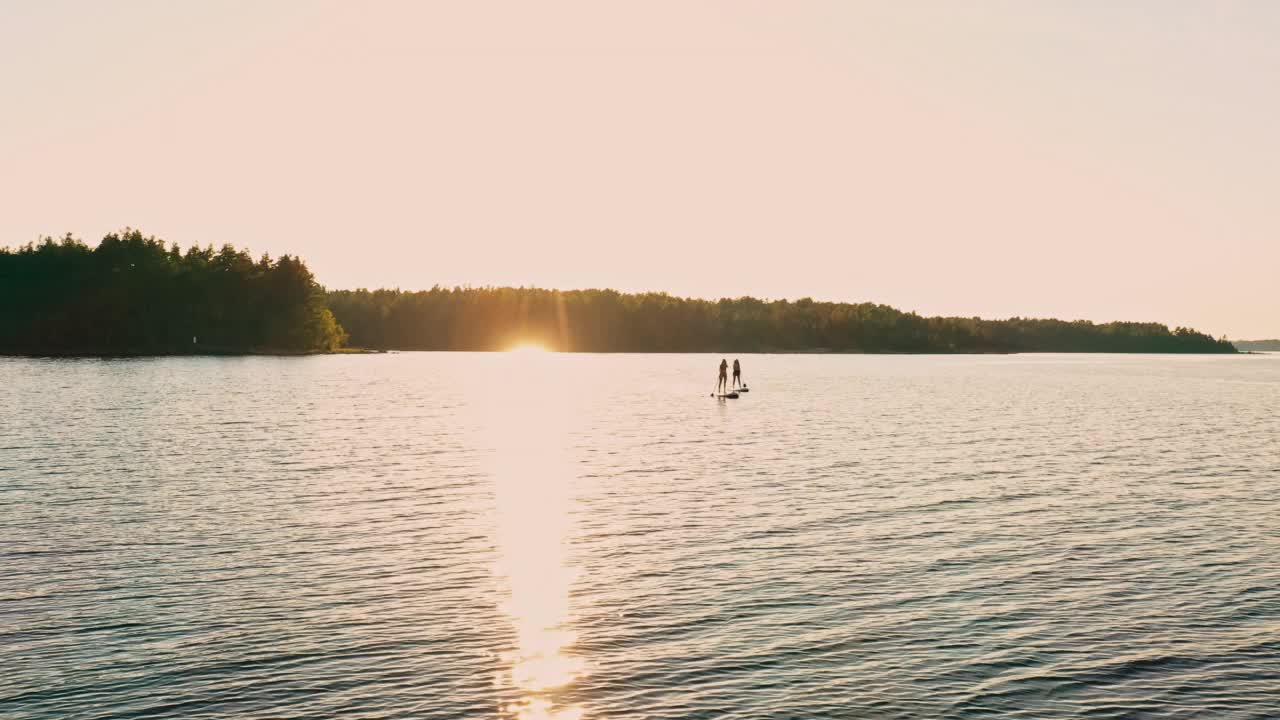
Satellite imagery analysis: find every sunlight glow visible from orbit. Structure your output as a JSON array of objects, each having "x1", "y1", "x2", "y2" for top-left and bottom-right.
[{"x1": 507, "y1": 342, "x2": 550, "y2": 354}]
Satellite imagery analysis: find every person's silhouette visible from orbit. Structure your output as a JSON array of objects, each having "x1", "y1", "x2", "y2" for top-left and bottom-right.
[
  {"x1": 732, "y1": 359, "x2": 742, "y2": 389},
  {"x1": 718, "y1": 358, "x2": 729, "y2": 394}
]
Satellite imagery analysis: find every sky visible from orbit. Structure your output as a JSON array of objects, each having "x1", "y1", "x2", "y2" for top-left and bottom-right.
[{"x1": 1, "y1": 1, "x2": 1276, "y2": 339}]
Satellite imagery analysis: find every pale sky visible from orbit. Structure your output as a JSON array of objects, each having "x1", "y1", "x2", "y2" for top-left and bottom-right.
[{"x1": 2, "y1": 1, "x2": 1276, "y2": 338}]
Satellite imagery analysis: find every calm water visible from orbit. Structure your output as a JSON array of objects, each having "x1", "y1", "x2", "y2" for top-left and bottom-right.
[{"x1": 3, "y1": 353, "x2": 1279, "y2": 719}]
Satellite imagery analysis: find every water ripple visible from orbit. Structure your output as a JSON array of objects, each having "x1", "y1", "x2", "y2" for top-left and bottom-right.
[{"x1": 1, "y1": 353, "x2": 1278, "y2": 718}]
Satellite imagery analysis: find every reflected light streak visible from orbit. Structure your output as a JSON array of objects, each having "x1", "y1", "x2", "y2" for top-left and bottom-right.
[{"x1": 480, "y1": 353, "x2": 585, "y2": 720}]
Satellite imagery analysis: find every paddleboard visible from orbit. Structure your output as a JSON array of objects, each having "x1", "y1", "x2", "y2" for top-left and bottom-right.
[{"x1": 716, "y1": 392, "x2": 740, "y2": 399}]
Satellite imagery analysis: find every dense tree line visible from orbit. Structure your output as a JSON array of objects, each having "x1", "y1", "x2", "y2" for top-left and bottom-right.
[
  {"x1": 2, "y1": 231, "x2": 1236, "y2": 355},
  {"x1": 328, "y1": 287, "x2": 1236, "y2": 354},
  {"x1": 0, "y1": 231, "x2": 345, "y2": 354}
]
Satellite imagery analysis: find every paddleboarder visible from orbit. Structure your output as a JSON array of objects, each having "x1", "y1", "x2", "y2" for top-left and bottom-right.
[
  {"x1": 718, "y1": 358, "x2": 729, "y2": 395},
  {"x1": 732, "y1": 358, "x2": 742, "y2": 389}
]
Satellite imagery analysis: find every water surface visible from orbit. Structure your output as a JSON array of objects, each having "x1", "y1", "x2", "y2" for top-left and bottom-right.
[{"x1": 3, "y1": 353, "x2": 1278, "y2": 719}]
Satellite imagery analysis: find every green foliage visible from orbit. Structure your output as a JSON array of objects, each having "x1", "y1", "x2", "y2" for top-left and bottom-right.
[
  {"x1": 0, "y1": 230, "x2": 346, "y2": 355},
  {"x1": 327, "y1": 287, "x2": 1237, "y2": 354}
]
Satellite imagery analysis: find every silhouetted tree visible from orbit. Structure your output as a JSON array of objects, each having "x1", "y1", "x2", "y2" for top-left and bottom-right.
[{"x1": 0, "y1": 230, "x2": 346, "y2": 354}]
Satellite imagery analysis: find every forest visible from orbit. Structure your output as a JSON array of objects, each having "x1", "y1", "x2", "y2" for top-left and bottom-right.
[
  {"x1": 327, "y1": 286, "x2": 1237, "y2": 354},
  {"x1": 2, "y1": 232, "x2": 1237, "y2": 355},
  {"x1": 0, "y1": 231, "x2": 345, "y2": 355}
]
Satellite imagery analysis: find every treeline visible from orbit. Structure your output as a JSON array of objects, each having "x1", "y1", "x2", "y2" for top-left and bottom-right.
[
  {"x1": 1234, "y1": 339, "x2": 1280, "y2": 351},
  {"x1": 328, "y1": 287, "x2": 1237, "y2": 354},
  {"x1": 1, "y1": 231, "x2": 1237, "y2": 355},
  {"x1": 0, "y1": 231, "x2": 345, "y2": 355}
]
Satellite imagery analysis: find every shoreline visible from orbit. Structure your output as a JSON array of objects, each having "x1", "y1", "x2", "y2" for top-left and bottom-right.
[
  {"x1": 6, "y1": 349, "x2": 1250, "y2": 358},
  {"x1": 1, "y1": 348, "x2": 387, "y2": 358},
  {"x1": 319, "y1": 347, "x2": 1241, "y2": 356}
]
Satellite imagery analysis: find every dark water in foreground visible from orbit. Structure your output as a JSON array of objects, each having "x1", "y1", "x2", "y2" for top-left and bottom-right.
[{"x1": 3, "y1": 353, "x2": 1279, "y2": 719}]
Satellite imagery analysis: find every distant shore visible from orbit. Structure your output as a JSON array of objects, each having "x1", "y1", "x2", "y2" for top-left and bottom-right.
[
  {"x1": 1233, "y1": 340, "x2": 1280, "y2": 352},
  {"x1": 2, "y1": 347, "x2": 386, "y2": 358},
  {"x1": 7, "y1": 348, "x2": 1266, "y2": 359},
  {"x1": 4, "y1": 232, "x2": 1239, "y2": 357},
  {"x1": 11, "y1": 348, "x2": 1253, "y2": 359},
  {"x1": 328, "y1": 287, "x2": 1237, "y2": 355}
]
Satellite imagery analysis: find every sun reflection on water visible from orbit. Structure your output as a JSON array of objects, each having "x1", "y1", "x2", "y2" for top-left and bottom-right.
[{"x1": 479, "y1": 352, "x2": 586, "y2": 720}]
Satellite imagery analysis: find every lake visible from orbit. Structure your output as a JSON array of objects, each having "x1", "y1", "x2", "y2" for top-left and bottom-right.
[{"x1": 3, "y1": 352, "x2": 1278, "y2": 719}]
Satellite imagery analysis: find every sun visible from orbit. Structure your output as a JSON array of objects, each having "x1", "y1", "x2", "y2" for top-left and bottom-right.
[{"x1": 506, "y1": 342, "x2": 549, "y2": 354}]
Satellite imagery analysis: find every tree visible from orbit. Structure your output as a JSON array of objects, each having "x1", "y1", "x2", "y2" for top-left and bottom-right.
[{"x1": 0, "y1": 230, "x2": 346, "y2": 354}]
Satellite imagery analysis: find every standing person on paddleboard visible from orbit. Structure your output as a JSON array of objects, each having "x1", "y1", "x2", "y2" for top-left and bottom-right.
[
  {"x1": 732, "y1": 359, "x2": 742, "y2": 390},
  {"x1": 718, "y1": 358, "x2": 729, "y2": 395}
]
